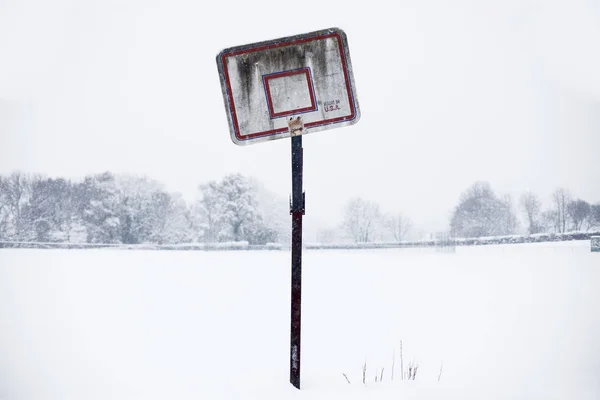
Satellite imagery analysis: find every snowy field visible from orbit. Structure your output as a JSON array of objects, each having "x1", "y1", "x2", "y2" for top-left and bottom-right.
[{"x1": 1, "y1": 241, "x2": 599, "y2": 400}]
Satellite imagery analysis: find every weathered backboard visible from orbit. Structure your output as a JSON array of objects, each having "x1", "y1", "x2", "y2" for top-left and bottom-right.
[{"x1": 216, "y1": 28, "x2": 360, "y2": 145}]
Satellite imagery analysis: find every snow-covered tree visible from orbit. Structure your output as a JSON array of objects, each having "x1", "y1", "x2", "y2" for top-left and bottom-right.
[
  {"x1": 499, "y1": 194, "x2": 519, "y2": 235},
  {"x1": 194, "y1": 174, "x2": 276, "y2": 244},
  {"x1": 23, "y1": 177, "x2": 82, "y2": 242},
  {"x1": 0, "y1": 171, "x2": 36, "y2": 240},
  {"x1": 520, "y1": 191, "x2": 542, "y2": 234},
  {"x1": 0, "y1": 177, "x2": 10, "y2": 240},
  {"x1": 152, "y1": 192, "x2": 194, "y2": 244},
  {"x1": 567, "y1": 199, "x2": 590, "y2": 231},
  {"x1": 588, "y1": 203, "x2": 600, "y2": 231},
  {"x1": 540, "y1": 209, "x2": 559, "y2": 233},
  {"x1": 342, "y1": 197, "x2": 382, "y2": 243},
  {"x1": 551, "y1": 188, "x2": 571, "y2": 233},
  {"x1": 385, "y1": 212, "x2": 412, "y2": 242},
  {"x1": 77, "y1": 172, "x2": 122, "y2": 243},
  {"x1": 194, "y1": 180, "x2": 226, "y2": 242},
  {"x1": 75, "y1": 173, "x2": 195, "y2": 244},
  {"x1": 115, "y1": 175, "x2": 165, "y2": 244},
  {"x1": 219, "y1": 174, "x2": 262, "y2": 242},
  {"x1": 450, "y1": 181, "x2": 517, "y2": 238},
  {"x1": 112, "y1": 175, "x2": 197, "y2": 244}
]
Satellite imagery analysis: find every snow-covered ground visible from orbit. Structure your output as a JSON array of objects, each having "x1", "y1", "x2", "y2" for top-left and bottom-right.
[{"x1": 1, "y1": 241, "x2": 599, "y2": 400}]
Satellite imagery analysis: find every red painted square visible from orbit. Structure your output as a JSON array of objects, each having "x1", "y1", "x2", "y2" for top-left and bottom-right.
[{"x1": 263, "y1": 68, "x2": 317, "y2": 119}]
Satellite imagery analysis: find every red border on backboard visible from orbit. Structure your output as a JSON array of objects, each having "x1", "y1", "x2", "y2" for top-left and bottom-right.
[
  {"x1": 220, "y1": 31, "x2": 356, "y2": 142},
  {"x1": 263, "y1": 68, "x2": 317, "y2": 119}
]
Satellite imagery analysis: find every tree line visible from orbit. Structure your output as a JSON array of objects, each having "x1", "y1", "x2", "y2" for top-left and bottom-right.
[
  {"x1": 450, "y1": 181, "x2": 600, "y2": 238},
  {"x1": 326, "y1": 197, "x2": 413, "y2": 243},
  {"x1": 0, "y1": 171, "x2": 286, "y2": 245},
  {"x1": 334, "y1": 181, "x2": 600, "y2": 243},
  {"x1": 1, "y1": 172, "x2": 598, "y2": 245}
]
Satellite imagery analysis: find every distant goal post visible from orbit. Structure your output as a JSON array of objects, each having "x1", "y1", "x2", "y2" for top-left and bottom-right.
[
  {"x1": 435, "y1": 231, "x2": 457, "y2": 253},
  {"x1": 592, "y1": 236, "x2": 600, "y2": 252}
]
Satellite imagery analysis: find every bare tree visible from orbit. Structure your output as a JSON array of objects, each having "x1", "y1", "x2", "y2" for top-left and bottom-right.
[
  {"x1": 541, "y1": 209, "x2": 559, "y2": 233},
  {"x1": 499, "y1": 194, "x2": 519, "y2": 235},
  {"x1": 342, "y1": 197, "x2": 381, "y2": 243},
  {"x1": 194, "y1": 180, "x2": 224, "y2": 242},
  {"x1": 567, "y1": 199, "x2": 591, "y2": 231},
  {"x1": 4, "y1": 171, "x2": 33, "y2": 240},
  {"x1": 520, "y1": 191, "x2": 542, "y2": 234},
  {"x1": 450, "y1": 181, "x2": 516, "y2": 238},
  {"x1": 0, "y1": 176, "x2": 11, "y2": 239},
  {"x1": 588, "y1": 203, "x2": 600, "y2": 231},
  {"x1": 552, "y1": 188, "x2": 571, "y2": 233},
  {"x1": 386, "y1": 212, "x2": 412, "y2": 242}
]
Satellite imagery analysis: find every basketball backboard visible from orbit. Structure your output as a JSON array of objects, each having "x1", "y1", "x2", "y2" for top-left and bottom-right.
[{"x1": 216, "y1": 28, "x2": 360, "y2": 145}]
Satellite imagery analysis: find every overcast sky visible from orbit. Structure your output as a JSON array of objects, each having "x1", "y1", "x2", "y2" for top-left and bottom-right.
[{"x1": 1, "y1": 0, "x2": 599, "y2": 233}]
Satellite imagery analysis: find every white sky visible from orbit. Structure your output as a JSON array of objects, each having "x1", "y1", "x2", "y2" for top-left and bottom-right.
[{"x1": 1, "y1": 0, "x2": 599, "y2": 233}]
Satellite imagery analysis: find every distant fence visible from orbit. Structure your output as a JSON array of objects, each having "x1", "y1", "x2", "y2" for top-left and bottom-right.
[
  {"x1": 455, "y1": 231, "x2": 599, "y2": 246},
  {"x1": 305, "y1": 242, "x2": 435, "y2": 250},
  {"x1": 0, "y1": 231, "x2": 598, "y2": 251},
  {"x1": 305, "y1": 231, "x2": 600, "y2": 250},
  {"x1": 0, "y1": 241, "x2": 283, "y2": 251}
]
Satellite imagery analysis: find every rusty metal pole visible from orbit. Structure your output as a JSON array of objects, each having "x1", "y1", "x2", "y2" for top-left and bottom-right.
[{"x1": 289, "y1": 117, "x2": 304, "y2": 389}]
